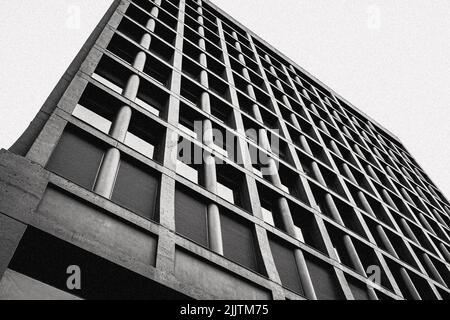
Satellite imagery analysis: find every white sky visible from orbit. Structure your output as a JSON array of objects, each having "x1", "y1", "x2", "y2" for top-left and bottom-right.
[{"x1": 0, "y1": 0, "x2": 449, "y2": 199}]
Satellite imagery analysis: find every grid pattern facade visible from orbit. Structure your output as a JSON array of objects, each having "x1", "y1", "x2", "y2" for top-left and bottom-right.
[{"x1": 2, "y1": 0, "x2": 450, "y2": 300}]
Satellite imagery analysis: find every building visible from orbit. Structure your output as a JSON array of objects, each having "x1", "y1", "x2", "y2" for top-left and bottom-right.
[{"x1": 1, "y1": 0, "x2": 450, "y2": 300}]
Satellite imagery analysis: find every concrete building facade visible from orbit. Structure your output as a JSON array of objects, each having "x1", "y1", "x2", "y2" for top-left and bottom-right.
[{"x1": 1, "y1": 0, "x2": 450, "y2": 300}]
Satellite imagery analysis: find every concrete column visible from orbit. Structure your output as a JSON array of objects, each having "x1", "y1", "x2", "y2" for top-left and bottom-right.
[
  {"x1": 325, "y1": 194, "x2": 345, "y2": 225},
  {"x1": 109, "y1": 106, "x2": 132, "y2": 142},
  {"x1": 203, "y1": 119, "x2": 214, "y2": 149},
  {"x1": 200, "y1": 70, "x2": 209, "y2": 87},
  {"x1": 235, "y1": 42, "x2": 242, "y2": 52},
  {"x1": 385, "y1": 166, "x2": 397, "y2": 180},
  {"x1": 343, "y1": 235, "x2": 365, "y2": 275},
  {"x1": 439, "y1": 243, "x2": 450, "y2": 263},
  {"x1": 140, "y1": 33, "x2": 152, "y2": 50},
  {"x1": 431, "y1": 209, "x2": 446, "y2": 226},
  {"x1": 375, "y1": 225, "x2": 399, "y2": 259},
  {"x1": 311, "y1": 162, "x2": 327, "y2": 186},
  {"x1": 301, "y1": 89, "x2": 310, "y2": 100},
  {"x1": 282, "y1": 96, "x2": 292, "y2": 109},
  {"x1": 417, "y1": 212, "x2": 434, "y2": 234},
  {"x1": 207, "y1": 203, "x2": 223, "y2": 255},
  {"x1": 266, "y1": 158, "x2": 282, "y2": 187},
  {"x1": 299, "y1": 135, "x2": 313, "y2": 155},
  {"x1": 422, "y1": 253, "x2": 446, "y2": 286},
  {"x1": 198, "y1": 38, "x2": 206, "y2": 50},
  {"x1": 342, "y1": 126, "x2": 352, "y2": 139},
  {"x1": 133, "y1": 51, "x2": 147, "y2": 71},
  {"x1": 401, "y1": 188, "x2": 414, "y2": 205},
  {"x1": 333, "y1": 110, "x2": 342, "y2": 122},
  {"x1": 366, "y1": 165, "x2": 380, "y2": 182},
  {"x1": 330, "y1": 140, "x2": 343, "y2": 158},
  {"x1": 400, "y1": 218, "x2": 419, "y2": 244},
  {"x1": 146, "y1": 18, "x2": 156, "y2": 32},
  {"x1": 357, "y1": 191, "x2": 376, "y2": 218},
  {"x1": 399, "y1": 268, "x2": 421, "y2": 300},
  {"x1": 382, "y1": 189, "x2": 398, "y2": 211},
  {"x1": 238, "y1": 53, "x2": 246, "y2": 65},
  {"x1": 199, "y1": 53, "x2": 207, "y2": 67},
  {"x1": 247, "y1": 84, "x2": 256, "y2": 99},
  {"x1": 197, "y1": 90, "x2": 209, "y2": 113},
  {"x1": 94, "y1": 148, "x2": 121, "y2": 198},
  {"x1": 277, "y1": 197, "x2": 296, "y2": 236},
  {"x1": 275, "y1": 79, "x2": 283, "y2": 91},
  {"x1": 309, "y1": 103, "x2": 319, "y2": 116},
  {"x1": 294, "y1": 249, "x2": 317, "y2": 300},
  {"x1": 198, "y1": 26, "x2": 205, "y2": 37},
  {"x1": 150, "y1": 7, "x2": 159, "y2": 18},
  {"x1": 342, "y1": 163, "x2": 357, "y2": 184},
  {"x1": 290, "y1": 113, "x2": 301, "y2": 130},
  {"x1": 122, "y1": 74, "x2": 140, "y2": 100},
  {"x1": 242, "y1": 67, "x2": 250, "y2": 80},
  {"x1": 155, "y1": 0, "x2": 162, "y2": 6},
  {"x1": 252, "y1": 103, "x2": 263, "y2": 123},
  {"x1": 354, "y1": 144, "x2": 365, "y2": 159},
  {"x1": 319, "y1": 121, "x2": 330, "y2": 136}
]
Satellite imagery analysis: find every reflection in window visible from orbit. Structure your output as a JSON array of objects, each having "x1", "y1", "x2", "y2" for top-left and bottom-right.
[
  {"x1": 92, "y1": 73, "x2": 123, "y2": 94},
  {"x1": 72, "y1": 104, "x2": 111, "y2": 134}
]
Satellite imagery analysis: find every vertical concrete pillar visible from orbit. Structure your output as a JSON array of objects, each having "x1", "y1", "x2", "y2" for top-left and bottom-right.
[
  {"x1": 282, "y1": 96, "x2": 292, "y2": 109},
  {"x1": 294, "y1": 249, "x2": 317, "y2": 300},
  {"x1": 385, "y1": 166, "x2": 397, "y2": 180},
  {"x1": 319, "y1": 121, "x2": 330, "y2": 136},
  {"x1": 207, "y1": 203, "x2": 223, "y2": 255},
  {"x1": 357, "y1": 191, "x2": 376, "y2": 218},
  {"x1": 354, "y1": 144, "x2": 365, "y2": 159},
  {"x1": 400, "y1": 218, "x2": 420, "y2": 244},
  {"x1": 290, "y1": 113, "x2": 301, "y2": 130},
  {"x1": 252, "y1": 104, "x2": 263, "y2": 123},
  {"x1": 342, "y1": 163, "x2": 357, "y2": 184},
  {"x1": 299, "y1": 135, "x2": 313, "y2": 155},
  {"x1": 200, "y1": 92, "x2": 210, "y2": 113},
  {"x1": 330, "y1": 140, "x2": 343, "y2": 158},
  {"x1": 150, "y1": 7, "x2": 159, "y2": 18},
  {"x1": 343, "y1": 235, "x2": 365, "y2": 275},
  {"x1": 247, "y1": 84, "x2": 256, "y2": 100},
  {"x1": 311, "y1": 162, "x2": 326, "y2": 186},
  {"x1": 200, "y1": 70, "x2": 209, "y2": 87},
  {"x1": 417, "y1": 213, "x2": 434, "y2": 234},
  {"x1": 399, "y1": 268, "x2": 421, "y2": 300},
  {"x1": 366, "y1": 165, "x2": 380, "y2": 182},
  {"x1": 342, "y1": 126, "x2": 352, "y2": 139},
  {"x1": 438, "y1": 243, "x2": 450, "y2": 263},
  {"x1": 146, "y1": 18, "x2": 156, "y2": 32},
  {"x1": 382, "y1": 189, "x2": 398, "y2": 211},
  {"x1": 325, "y1": 194, "x2": 345, "y2": 225},
  {"x1": 238, "y1": 53, "x2": 246, "y2": 65},
  {"x1": 422, "y1": 253, "x2": 446, "y2": 286},
  {"x1": 140, "y1": 33, "x2": 152, "y2": 49},
  {"x1": 122, "y1": 74, "x2": 140, "y2": 100},
  {"x1": 375, "y1": 225, "x2": 399, "y2": 259},
  {"x1": 242, "y1": 68, "x2": 250, "y2": 80},
  {"x1": 277, "y1": 197, "x2": 296, "y2": 236},
  {"x1": 431, "y1": 209, "x2": 446, "y2": 226},
  {"x1": 94, "y1": 148, "x2": 121, "y2": 198},
  {"x1": 133, "y1": 51, "x2": 147, "y2": 71},
  {"x1": 109, "y1": 106, "x2": 132, "y2": 142}
]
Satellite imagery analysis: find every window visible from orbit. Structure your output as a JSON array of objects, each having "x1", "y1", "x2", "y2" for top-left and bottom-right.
[
  {"x1": 111, "y1": 158, "x2": 159, "y2": 221},
  {"x1": 269, "y1": 238, "x2": 304, "y2": 295},
  {"x1": 221, "y1": 213, "x2": 261, "y2": 273},
  {"x1": 46, "y1": 127, "x2": 105, "y2": 191},
  {"x1": 175, "y1": 188, "x2": 208, "y2": 247}
]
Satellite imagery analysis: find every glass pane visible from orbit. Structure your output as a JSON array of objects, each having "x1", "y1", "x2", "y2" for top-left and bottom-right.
[
  {"x1": 72, "y1": 104, "x2": 111, "y2": 134},
  {"x1": 125, "y1": 132, "x2": 155, "y2": 159},
  {"x1": 92, "y1": 73, "x2": 123, "y2": 94}
]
